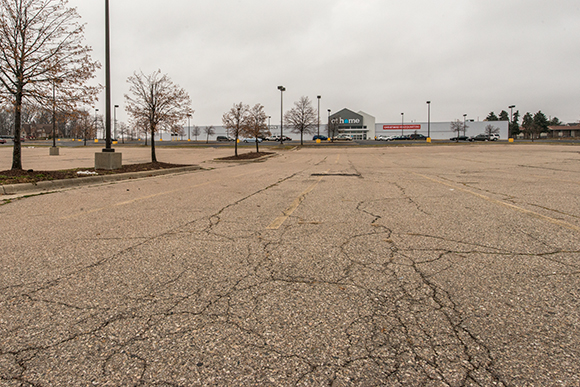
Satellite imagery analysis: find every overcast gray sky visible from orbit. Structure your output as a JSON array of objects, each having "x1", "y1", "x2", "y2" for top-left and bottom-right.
[{"x1": 71, "y1": 0, "x2": 580, "y2": 126}]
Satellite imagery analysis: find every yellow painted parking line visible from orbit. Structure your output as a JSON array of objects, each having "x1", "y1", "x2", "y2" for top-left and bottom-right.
[
  {"x1": 267, "y1": 172, "x2": 327, "y2": 230},
  {"x1": 414, "y1": 173, "x2": 580, "y2": 232},
  {"x1": 335, "y1": 154, "x2": 340, "y2": 164}
]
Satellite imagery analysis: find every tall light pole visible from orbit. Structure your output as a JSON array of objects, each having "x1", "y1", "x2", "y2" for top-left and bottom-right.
[
  {"x1": 268, "y1": 116, "x2": 271, "y2": 132},
  {"x1": 327, "y1": 109, "x2": 331, "y2": 138},
  {"x1": 463, "y1": 113, "x2": 467, "y2": 136},
  {"x1": 509, "y1": 105, "x2": 515, "y2": 138},
  {"x1": 114, "y1": 104, "x2": 119, "y2": 140},
  {"x1": 103, "y1": 0, "x2": 113, "y2": 152},
  {"x1": 52, "y1": 80, "x2": 57, "y2": 148},
  {"x1": 187, "y1": 113, "x2": 191, "y2": 140},
  {"x1": 317, "y1": 95, "x2": 321, "y2": 136},
  {"x1": 426, "y1": 101, "x2": 431, "y2": 139},
  {"x1": 401, "y1": 113, "x2": 404, "y2": 136},
  {"x1": 278, "y1": 86, "x2": 285, "y2": 145},
  {"x1": 94, "y1": 108, "x2": 99, "y2": 140}
]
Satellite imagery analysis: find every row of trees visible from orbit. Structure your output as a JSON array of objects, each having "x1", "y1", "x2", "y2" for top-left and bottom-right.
[
  {"x1": 485, "y1": 110, "x2": 563, "y2": 139},
  {"x1": 221, "y1": 96, "x2": 320, "y2": 156}
]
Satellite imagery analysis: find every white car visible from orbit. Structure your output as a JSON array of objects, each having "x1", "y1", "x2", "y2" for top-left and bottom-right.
[
  {"x1": 489, "y1": 133, "x2": 500, "y2": 141},
  {"x1": 241, "y1": 137, "x2": 263, "y2": 143},
  {"x1": 376, "y1": 135, "x2": 392, "y2": 141}
]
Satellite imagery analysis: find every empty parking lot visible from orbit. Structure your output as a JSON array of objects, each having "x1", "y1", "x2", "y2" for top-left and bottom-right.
[{"x1": 1, "y1": 144, "x2": 579, "y2": 386}]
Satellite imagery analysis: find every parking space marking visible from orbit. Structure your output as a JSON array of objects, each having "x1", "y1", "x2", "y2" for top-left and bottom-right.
[
  {"x1": 267, "y1": 171, "x2": 328, "y2": 230},
  {"x1": 414, "y1": 173, "x2": 580, "y2": 232}
]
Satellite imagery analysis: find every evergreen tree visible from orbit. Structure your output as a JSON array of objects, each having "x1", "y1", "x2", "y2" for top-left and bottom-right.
[
  {"x1": 485, "y1": 112, "x2": 499, "y2": 121},
  {"x1": 498, "y1": 110, "x2": 509, "y2": 121}
]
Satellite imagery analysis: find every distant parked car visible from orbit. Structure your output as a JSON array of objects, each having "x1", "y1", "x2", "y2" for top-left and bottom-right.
[
  {"x1": 489, "y1": 133, "x2": 500, "y2": 141},
  {"x1": 408, "y1": 133, "x2": 427, "y2": 140},
  {"x1": 0, "y1": 138, "x2": 6, "y2": 144},
  {"x1": 313, "y1": 135, "x2": 328, "y2": 141},
  {"x1": 216, "y1": 136, "x2": 232, "y2": 141},
  {"x1": 375, "y1": 135, "x2": 392, "y2": 141},
  {"x1": 265, "y1": 135, "x2": 279, "y2": 141},
  {"x1": 242, "y1": 137, "x2": 262, "y2": 143},
  {"x1": 470, "y1": 134, "x2": 490, "y2": 141},
  {"x1": 333, "y1": 134, "x2": 353, "y2": 141},
  {"x1": 450, "y1": 135, "x2": 470, "y2": 141},
  {"x1": 279, "y1": 136, "x2": 292, "y2": 141}
]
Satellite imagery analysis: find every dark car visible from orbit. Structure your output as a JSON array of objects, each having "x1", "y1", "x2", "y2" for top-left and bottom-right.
[
  {"x1": 279, "y1": 136, "x2": 292, "y2": 141},
  {"x1": 470, "y1": 134, "x2": 490, "y2": 141},
  {"x1": 216, "y1": 136, "x2": 232, "y2": 142},
  {"x1": 408, "y1": 133, "x2": 427, "y2": 140},
  {"x1": 450, "y1": 135, "x2": 469, "y2": 141},
  {"x1": 313, "y1": 135, "x2": 328, "y2": 141}
]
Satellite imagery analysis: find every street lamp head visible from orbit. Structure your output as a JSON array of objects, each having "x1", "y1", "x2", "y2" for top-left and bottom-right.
[
  {"x1": 114, "y1": 104, "x2": 119, "y2": 108},
  {"x1": 426, "y1": 101, "x2": 431, "y2": 104},
  {"x1": 277, "y1": 86, "x2": 285, "y2": 91},
  {"x1": 509, "y1": 105, "x2": 516, "y2": 109},
  {"x1": 463, "y1": 114, "x2": 467, "y2": 117},
  {"x1": 317, "y1": 95, "x2": 321, "y2": 99}
]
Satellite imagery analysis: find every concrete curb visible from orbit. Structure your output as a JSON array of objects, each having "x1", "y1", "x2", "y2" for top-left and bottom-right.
[{"x1": 1, "y1": 165, "x2": 202, "y2": 195}]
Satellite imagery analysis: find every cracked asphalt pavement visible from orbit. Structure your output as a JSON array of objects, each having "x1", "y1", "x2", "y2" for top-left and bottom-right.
[{"x1": 1, "y1": 145, "x2": 579, "y2": 386}]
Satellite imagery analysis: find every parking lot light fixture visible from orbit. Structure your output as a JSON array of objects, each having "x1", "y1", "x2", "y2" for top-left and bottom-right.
[
  {"x1": 401, "y1": 113, "x2": 404, "y2": 136},
  {"x1": 426, "y1": 101, "x2": 431, "y2": 139},
  {"x1": 277, "y1": 86, "x2": 285, "y2": 144},
  {"x1": 317, "y1": 95, "x2": 321, "y2": 136},
  {"x1": 509, "y1": 105, "x2": 516, "y2": 138}
]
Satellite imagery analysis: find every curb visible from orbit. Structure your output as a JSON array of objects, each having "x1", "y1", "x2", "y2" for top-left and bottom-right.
[{"x1": 1, "y1": 165, "x2": 202, "y2": 196}]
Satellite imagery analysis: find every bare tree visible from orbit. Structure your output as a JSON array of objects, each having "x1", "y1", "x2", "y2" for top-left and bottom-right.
[
  {"x1": 0, "y1": 0, "x2": 100, "y2": 169},
  {"x1": 118, "y1": 122, "x2": 129, "y2": 143},
  {"x1": 222, "y1": 102, "x2": 250, "y2": 157},
  {"x1": 285, "y1": 96, "x2": 317, "y2": 145},
  {"x1": 170, "y1": 124, "x2": 184, "y2": 141},
  {"x1": 204, "y1": 125, "x2": 215, "y2": 143},
  {"x1": 243, "y1": 104, "x2": 268, "y2": 152},
  {"x1": 450, "y1": 120, "x2": 464, "y2": 142},
  {"x1": 125, "y1": 70, "x2": 192, "y2": 162},
  {"x1": 191, "y1": 125, "x2": 200, "y2": 141},
  {"x1": 484, "y1": 124, "x2": 500, "y2": 137}
]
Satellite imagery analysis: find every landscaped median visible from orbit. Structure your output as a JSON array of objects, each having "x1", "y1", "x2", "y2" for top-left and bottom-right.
[{"x1": 0, "y1": 162, "x2": 201, "y2": 195}]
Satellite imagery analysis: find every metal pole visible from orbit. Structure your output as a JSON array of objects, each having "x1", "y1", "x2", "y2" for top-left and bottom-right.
[
  {"x1": 401, "y1": 113, "x2": 404, "y2": 136},
  {"x1": 463, "y1": 114, "x2": 467, "y2": 136},
  {"x1": 317, "y1": 95, "x2": 321, "y2": 136},
  {"x1": 278, "y1": 86, "x2": 285, "y2": 145},
  {"x1": 114, "y1": 104, "x2": 118, "y2": 140},
  {"x1": 187, "y1": 113, "x2": 191, "y2": 140},
  {"x1": 52, "y1": 82, "x2": 56, "y2": 147},
  {"x1": 94, "y1": 109, "x2": 99, "y2": 140},
  {"x1": 327, "y1": 109, "x2": 331, "y2": 138},
  {"x1": 103, "y1": 0, "x2": 113, "y2": 152},
  {"x1": 427, "y1": 101, "x2": 431, "y2": 139},
  {"x1": 509, "y1": 105, "x2": 515, "y2": 138}
]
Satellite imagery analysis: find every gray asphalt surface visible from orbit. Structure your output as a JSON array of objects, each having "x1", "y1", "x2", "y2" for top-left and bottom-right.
[{"x1": 1, "y1": 144, "x2": 579, "y2": 386}]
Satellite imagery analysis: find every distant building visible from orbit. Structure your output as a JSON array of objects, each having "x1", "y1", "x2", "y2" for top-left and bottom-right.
[
  {"x1": 22, "y1": 123, "x2": 55, "y2": 138},
  {"x1": 548, "y1": 125, "x2": 580, "y2": 138}
]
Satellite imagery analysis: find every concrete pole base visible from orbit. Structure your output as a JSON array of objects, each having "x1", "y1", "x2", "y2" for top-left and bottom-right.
[
  {"x1": 49, "y1": 147, "x2": 59, "y2": 156},
  {"x1": 95, "y1": 151, "x2": 122, "y2": 170}
]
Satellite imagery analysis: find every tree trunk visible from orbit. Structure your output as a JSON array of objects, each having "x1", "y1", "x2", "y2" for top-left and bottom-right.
[
  {"x1": 300, "y1": 131, "x2": 303, "y2": 146},
  {"x1": 12, "y1": 88, "x2": 23, "y2": 170},
  {"x1": 255, "y1": 139, "x2": 259, "y2": 153},
  {"x1": 235, "y1": 136, "x2": 238, "y2": 157},
  {"x1": 151, "y1": 126, "x2": 157, "y2": 162}
]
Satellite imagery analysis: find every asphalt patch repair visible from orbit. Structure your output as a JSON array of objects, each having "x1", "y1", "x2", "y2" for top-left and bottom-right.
[{"x1": 0, "y1": 162, "x2": 190, "y2": 185}]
